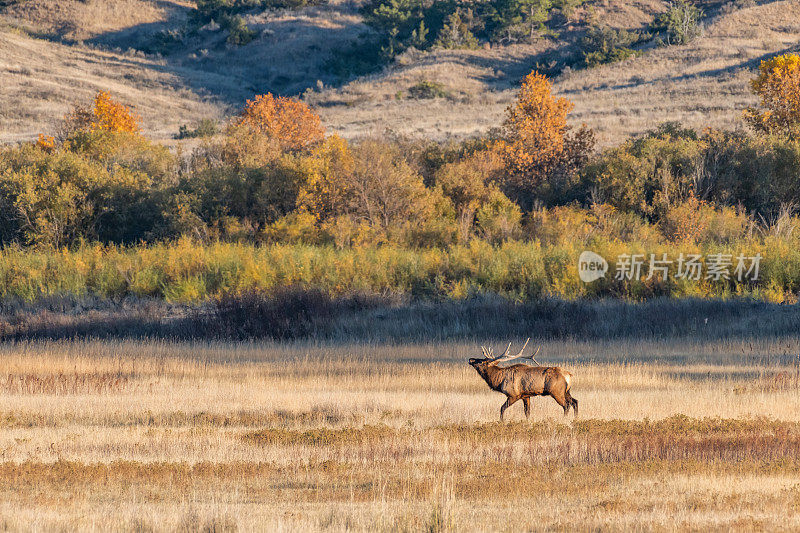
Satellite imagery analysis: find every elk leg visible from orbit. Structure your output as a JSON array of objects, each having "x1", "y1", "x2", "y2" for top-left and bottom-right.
[
  {"x1": 552, "y1": 393, "x2": 570, "y2": 416},
  {"x1": 567, "y1": 393, "x2": 578, "y2": 418},
  {"x1": 522, "y1": 397, "x2": 531, "y2": 419},
  {"x1": 500, "y1": 397, "x2": 517, "y2": 421}
]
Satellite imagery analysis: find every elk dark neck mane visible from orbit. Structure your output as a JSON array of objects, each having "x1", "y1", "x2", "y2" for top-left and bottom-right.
[{"x1": 476, "y1": 364, "x2": 510, "y2": 392}]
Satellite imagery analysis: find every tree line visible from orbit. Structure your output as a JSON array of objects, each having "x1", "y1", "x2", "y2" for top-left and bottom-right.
[{"x1": 2, "y1": 53, "x2": 800, "y2": 250}]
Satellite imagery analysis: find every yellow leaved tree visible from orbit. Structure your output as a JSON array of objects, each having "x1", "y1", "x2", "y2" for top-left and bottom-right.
[
  {"x1": 745, "y1": 53, "x2": 800, "y2": 136},
  {"x1": 502, "y1": 71, "x2": 573, "y2": 168},
  {"x1": 498, "y1": 71, "x2": 594, "y2": 210}
]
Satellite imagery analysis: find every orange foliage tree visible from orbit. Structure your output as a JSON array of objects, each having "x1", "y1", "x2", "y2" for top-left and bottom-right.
[
  {"x1": 235, "y1": 93, "x2": 325, "y2": 151},
  {"x1": 90, "y1": 91, "x2": 141, "y2": 133},
  {"x1": 502, "y1": 71, "x2": 573, "y2": 167},
  {"x1": 745, "y1": 53, "x2": 800, "y2": 136},
  {"x1": 62, "y1": 91, "x2": 141, "y2": 136},
  {"x1": 36, "y1": 134, "x2": 56, "y2": 152},
  {"x1": 498, "y1": 71, "x2": 594, "y2": 210}
]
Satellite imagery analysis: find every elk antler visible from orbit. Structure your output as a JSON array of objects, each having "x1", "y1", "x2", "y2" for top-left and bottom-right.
[
  {"x1": 490, "y1": 338, "x2": 543, "y2": 366},
  {"x1": 528, "y1": 346, "x2": 542, "y2": 366},
  {"x1": 515, "y1": 338, "x2": 530, "y2": 358}
]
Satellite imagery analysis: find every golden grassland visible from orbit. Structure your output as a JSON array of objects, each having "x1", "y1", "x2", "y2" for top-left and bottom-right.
[{"x1": 2, "y1": 338, "x2": 800, "y2": 530}]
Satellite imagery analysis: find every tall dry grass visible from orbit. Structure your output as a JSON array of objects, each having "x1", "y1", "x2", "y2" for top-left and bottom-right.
[{"x1": 1, "y1": 338, "x2": 800, "y2": 529}]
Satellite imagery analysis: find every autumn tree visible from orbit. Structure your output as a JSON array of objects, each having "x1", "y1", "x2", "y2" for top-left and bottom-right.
[
  {"x1": 234, "y1": 93, "x2": 325, "y2": 152},
  {"x1": 62, "y1": 91, "x2": 141, "y2": 137},
  {"x1": 54, "y1": 91, "x2": 141, "y2": 148},
  {"x1": 36, "y1": 134, "x2": 56, "y2": 152},
  {"x1": 498, "y1": 70, "x2": 594, "y2": 210},
  {"x1": 298, "y1": 137, "x2": 446, "y2": 243},
  {"x1": 434, "y1": 147, "x2": 505, "y2": 242},
  {"x1": 745, "y1": 53, "x2": 800, "y2": 136},
  {"x1": 296, "y1": 135, "x2": 355, "y2": 220},
  {"x1": 91, "y1": 91, "x2": 141, "y2": 133}
]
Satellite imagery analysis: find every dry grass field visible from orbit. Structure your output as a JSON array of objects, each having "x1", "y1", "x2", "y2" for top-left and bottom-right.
[{"x1": 2, "y1": 337, "x2": 800, "y2": 531}]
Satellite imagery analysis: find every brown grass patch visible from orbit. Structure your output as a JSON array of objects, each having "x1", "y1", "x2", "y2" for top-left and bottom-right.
[
  {"x1": 243, "y1": 417, "x2": 800, "y2": 465},
  {"x1": 2, "y1": 371, "x2": 131, "y2": 394}
]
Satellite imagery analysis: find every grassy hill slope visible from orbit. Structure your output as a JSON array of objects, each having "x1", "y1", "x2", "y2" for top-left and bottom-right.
[
  {"x1": 1, "y1": 0, "x2": 799, "y2": 145},
  {"x1": 316, "y1": 0, "x2": 800, "y2": 145}
]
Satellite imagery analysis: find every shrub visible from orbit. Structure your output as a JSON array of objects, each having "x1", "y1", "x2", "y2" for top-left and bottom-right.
[
  {"x1": 223, "y1": 14, "x2": 257, "y2": 45},
  {"x1": 745, "y1": 53, "x2": 800, "y2": 136},
  {"x1": 211, "y1": 125, "x2": 284, "y2": 170},
  {"x1": 582, "y1": 124, "x2": 704, "y2": 218},
  {"x1": 659, "y1": 197, "x2": 711, "y2": 243},
  {"x1": 145, "y1": 29, "x2": 185, "y2": 55},
  {"x1": 182, "y1": 155, "x2": 308, "y2": 238},
  {"x1": 0, "y1": 143, "x2": 171, "y2": 246},
  {"x1": 651, "y1": 0, "x2": 703, "y2": 46},
  {"x1": 36, "y1": 134, "x2": 56, "y2": 152},
  {"x1": 408, "y1": 80, "x2": 450, "y2": 99},
  {"x1": 476, "y1": 189, "x2": 522, "y2": 243},
  {"x1": 526, "y1": 204, "x2": 657, "y2": 245},
  {"x1": 176, "y1": 119, "x2": 218, "y2": 139},
  {"x1": 320, "y1": 214, "x2": 360, "y2": 249},
  {"x1": 298, "y1": 137, "x2": 445, "y2": 242},
  {"x1": 660, "y1": 197, "x2": 749, "y2": 244},
  {"x1": 323, "y1": 38, "x2": 386, "y2": 78},
  {"x1": 65, "y1": 129, "x2": 176, "y2": 179},
  {"x1": 88, "y1": 91, "x2": 141, "y2": 134},
  {"x1": 405, "y1": 213, "x2": 459, "y2": 248},
  {"x1": 580, "y1": 25, "x2": 640, "y2": 67},
  {"x1": 60, "y1": 91, "x2": 141, "y2": 139},
  {"x1": 585, "y1": 126, "x2": 800, "y2": 219},
  {"x1": 264, "y1": 209, "x2": 319, "y2": 243},
  {"x1": 434, "y1": 148, "x2": 504, "y2": 242}
]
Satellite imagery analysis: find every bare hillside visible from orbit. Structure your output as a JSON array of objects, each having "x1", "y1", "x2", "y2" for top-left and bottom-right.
[
  {"x1": 2, "y1": 0, "x2": 799, "y2": 145},
  {"x1": 316, "y1": 0, "x2": 800, "y2": 145},
  {"x1": 1, "y1": 0, "x2": 364, "y2": 141},
  {"x1": 1, "y1": 0, "x2": 190, "y2": 42},
  {"x1": 0, "y1": 27, "x2": 226, "y2": 141}
]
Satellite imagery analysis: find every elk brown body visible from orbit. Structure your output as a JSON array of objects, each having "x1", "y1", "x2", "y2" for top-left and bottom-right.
[{"x1": 468, "y1": 341, "x2": 578, "y2": 420}]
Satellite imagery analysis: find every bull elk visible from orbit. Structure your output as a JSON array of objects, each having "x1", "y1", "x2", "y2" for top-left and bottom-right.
[{"x1": 468, "y1": 339, "x2": 577, "y2": 421}]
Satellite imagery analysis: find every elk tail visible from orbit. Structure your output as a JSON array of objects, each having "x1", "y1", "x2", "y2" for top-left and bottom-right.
[{"x1": 563, "y1": 371, "x2": 577, "y2": 417}]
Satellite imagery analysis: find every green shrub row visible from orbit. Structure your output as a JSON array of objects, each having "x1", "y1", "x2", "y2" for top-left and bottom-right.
[{"x1": 1, "y1": 239, "x2": 797, "y2": 303}]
